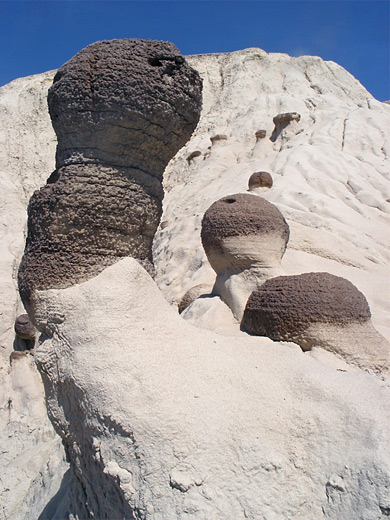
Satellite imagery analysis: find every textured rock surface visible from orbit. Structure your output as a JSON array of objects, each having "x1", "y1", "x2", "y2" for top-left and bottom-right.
[
  {"x1": 243, "y1": 272, "x2": 371, "y2": 337},
  {"x1": 154, "y1": 48, "x2": 390, "y2": 341},
  {"x1": 48, "y1": 39, "x2": 202, "y2": 173},
  {"x1": 201, "y1": 193, "x2": 289, "y2": 274},
  {"x1": 18, "y1": 39, "x2": 202, "y2": 308},
  {"x1": 200, "y1": 193, "x2": 290, "y2": 319},
  {"x1": 33, "y1": 258, "x2": 390, "y2": 519},
  {"x1": 242, "y1": 272, "x2": 389, "y2": 373},
  {"x1": 1, "y1": 47, "x2": 390, "y2": 518},
  {"x1": 14, "y1": 314, "x2": 35, "y2": 340},
  {"x1": 248, "y1": 170, "x2": 273, "y2": 190}
]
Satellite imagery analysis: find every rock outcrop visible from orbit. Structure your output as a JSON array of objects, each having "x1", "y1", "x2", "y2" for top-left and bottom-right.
[
  {"x1": 270, "y1": 111, "x2": 301, "y2": 142},
  {"x1": 242, "y1": 272, "x2": 390, "y2": 373},
  {"x1": 201, "y1": 193, "x2": 289, "y2": 319},
  {"x1": 1, "y1": 46, "x2": 390, "y2": 519},
  {"x1": 18, "y1": 39, "x2": 202, "y2": 309},
  {"x1": 273, "y1": 112, "x2": 301, "y2": 126},
  {"x1": 33, "y1": 257, "x2": 390, "y2": 519},
  {"x1": 255, "y1": 129, "x2": 266, "y2": 140}
]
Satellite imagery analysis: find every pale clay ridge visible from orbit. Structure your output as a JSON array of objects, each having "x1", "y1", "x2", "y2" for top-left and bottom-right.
[{"x1": 0, "y1": 47, "x2": 389, "y2": 518}]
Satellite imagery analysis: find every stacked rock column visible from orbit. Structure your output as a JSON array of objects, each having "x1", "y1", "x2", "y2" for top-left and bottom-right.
[{"x1": 18, "y1": 39, "x2": 202, "y2": 312}]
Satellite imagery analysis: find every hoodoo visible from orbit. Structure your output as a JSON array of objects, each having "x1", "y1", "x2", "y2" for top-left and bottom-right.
[
  {"x1": 18, "y1": 39, "x2": 202, "y2": 310},
  {"x1": 201, "y1": 193, "x2": 289, "y2": 319}
]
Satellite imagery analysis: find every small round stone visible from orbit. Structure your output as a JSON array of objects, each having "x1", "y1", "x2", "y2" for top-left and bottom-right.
[
  {"x1": 14, "y1": 314, "x2": 35, "y2": 340},
  {"x1": 255, "y1": 129, "x2": 266, "y2": 140},
  {"x1": 248, "y1": 171, "x2": 273, "y2": 190}
]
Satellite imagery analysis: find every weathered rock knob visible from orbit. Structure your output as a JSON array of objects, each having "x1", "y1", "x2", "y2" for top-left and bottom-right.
[
  {"x1": 248, "y1": 171, "x2": 273, "y2": 191},
  {"x1": 201, "y1": 193, "x2": 289, "y2": 320},
  {"x1": 242, "y1": 272, "x2": 389, "y2": 374},
  {"x1": 273, "y1": 112, "x2": 301, "y2": 125},
  {"x1": 18, "y1": 39, "x2": 203, "y2": 309},
  {"x1": 201, "y1": 193, "x2": 289, "y2": 274},
  {"x1": 14, "y1": 314, "x2": 35, "y2": 341}
]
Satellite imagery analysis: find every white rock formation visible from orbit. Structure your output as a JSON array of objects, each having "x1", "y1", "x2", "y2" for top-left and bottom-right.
[
  {"x1": 33, "y1": 257, "x2": 390, "y2": 519},
  {"x1": 0, "y1": 72, "x2": 67, "y2": 520},
  {"x1": 155, "y1": 49, "x2": 390, "y2": 339},
  {"x1": 0, "y1": 47, "x2": 389, "y2": 518}
]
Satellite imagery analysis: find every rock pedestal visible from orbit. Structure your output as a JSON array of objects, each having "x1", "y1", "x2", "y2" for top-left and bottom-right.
[
  {"x1": 18, "y1": 39, "x2": 202, "y2": 310},
  {"x1": 201, "y1": 193, "x2": 289, "y2": 320}
]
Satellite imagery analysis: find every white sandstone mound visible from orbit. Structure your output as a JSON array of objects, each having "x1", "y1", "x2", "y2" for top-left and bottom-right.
[
  {"x1": 0, "y1": 47, "x2": 389, "y2": 519},
  {"x1": 34, "y1": 257, "x2": 390, "y2": 519}
]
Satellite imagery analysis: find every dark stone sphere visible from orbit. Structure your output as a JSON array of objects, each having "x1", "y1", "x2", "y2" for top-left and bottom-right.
[
  {"x1": 201, "y1": 193, "x2": 289, "y2": 273},
  {"x1": 242, "y1": 272, "x2": 371, "y2": 340}
]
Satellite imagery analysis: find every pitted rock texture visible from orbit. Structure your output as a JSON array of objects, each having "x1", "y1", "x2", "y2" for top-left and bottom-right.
[
  {"x1": 18, "y1": 163, "x2": 162, "y2": 302},
  {"x1": 18, "y1": 39, "x2": 202, "y2": 307},
  {"x1": 248, "y1": 171, "x2": 273, "y2": 190},
  {"x1": 14, "y1": 314, "x2": 35, "y2": 341},
  {"x1": 48, "y1": 39, "x2": 202, "y2": 173},
  {"x1": 242, "y1": 272, "x2": 372, "y2": 340},
  {"x1": 201, "y1": 193, "x2": 289, "y2": 274}
]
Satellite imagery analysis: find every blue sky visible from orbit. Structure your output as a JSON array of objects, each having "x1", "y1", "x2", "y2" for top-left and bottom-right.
[{"x1": 0, "y1": 1, "x2": 389, "y2": 100}]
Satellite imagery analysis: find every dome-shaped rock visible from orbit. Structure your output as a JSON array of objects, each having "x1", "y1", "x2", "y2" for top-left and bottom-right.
[
  {"x1": 242, "y1": 272, "x2": 371, "y2": 341},
  {"x1": 201, "y1": 193, "x2": 289, "y2": 275},
  {"x1": 48, "y1": 39, "x2": 202, "y2": 173},
  {"x1": 248, "y1": 171, "x2": 273, "y2": 190},
  {"x1": 242, "y1": 272, "x2": 389, "y2": 373}
]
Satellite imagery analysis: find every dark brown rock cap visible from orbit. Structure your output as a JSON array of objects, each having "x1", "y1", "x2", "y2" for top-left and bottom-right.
[
  {"x1": 201, "y1": 193, "x2": 289, "y2": 257},
  {"x1": 255, "y1": 130, "x2": 267, "y2": 140},
  {"x1": 48, "y1": 39, "x2": 202, "y2": 175},
  {"x1": 14, "y1": 314, "x2": 35, "y2": 340},
  {"x1": 273, "y1": 112, "x2": 301, "y2": 125},
  {"x1": 242, "y1": 272, "x2": 371, "y2": 340},
  {"x1": 248, "y1": 171, "x2": 273, "y2": 190}
]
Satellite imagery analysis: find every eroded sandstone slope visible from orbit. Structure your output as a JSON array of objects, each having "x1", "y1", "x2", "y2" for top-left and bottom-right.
[{"x1": 0, "y1": 46, "x2": 389, "y2": 519}]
